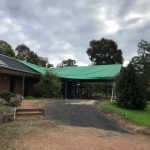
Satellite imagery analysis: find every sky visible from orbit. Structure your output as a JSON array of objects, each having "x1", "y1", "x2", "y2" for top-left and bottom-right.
[{"x1": 0, "y1": 0, "x2": 150, "y2": 67}]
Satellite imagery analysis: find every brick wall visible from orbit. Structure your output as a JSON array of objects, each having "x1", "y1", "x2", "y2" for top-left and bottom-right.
[
  {"x1": 0, "y1": 74, "x2": 10, "y2": 92},
  {"x1": 0, "y1": 73, "x2": 39, "y2": 96}
]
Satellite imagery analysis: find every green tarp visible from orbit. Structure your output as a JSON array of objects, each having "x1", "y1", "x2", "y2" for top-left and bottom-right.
[{"x1": 20, "y1": 60, "x2": 122, "y2": 80}]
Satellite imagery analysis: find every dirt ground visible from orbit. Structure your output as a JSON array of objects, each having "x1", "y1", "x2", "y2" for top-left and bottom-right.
[
  {"x1": 19, "y1": 99, "x2": 59, "y2": 109},
  {"x1": 12, "y1": 100, "x2": 150, "y2": 150},
  {"x1": 14, "y1": 117, "x2": 150, "y2": 150}
]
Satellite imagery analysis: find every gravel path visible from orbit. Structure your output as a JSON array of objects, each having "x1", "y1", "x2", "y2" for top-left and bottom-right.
[{"x1": 45, "y1": 102, "x2": 125, "y2": 132}]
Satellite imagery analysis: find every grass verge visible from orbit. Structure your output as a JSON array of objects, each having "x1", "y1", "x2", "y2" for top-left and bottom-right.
[{"x1": 98, "y1": 102, "x2": 150, "y2": 127}]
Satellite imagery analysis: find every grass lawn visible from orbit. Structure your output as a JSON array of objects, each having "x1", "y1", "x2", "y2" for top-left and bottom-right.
[{"x1": 98, "y1": 102, "x2": 150, "y2": 127}]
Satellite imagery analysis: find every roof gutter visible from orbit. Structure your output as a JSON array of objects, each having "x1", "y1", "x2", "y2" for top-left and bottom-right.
[{"x1": 0, "y1": 65, "x2": 40, "y2": 76}]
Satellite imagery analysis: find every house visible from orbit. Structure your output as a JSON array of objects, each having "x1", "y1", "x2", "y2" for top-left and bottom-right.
[
  {"x1": 0, "y1": 54, "x2": 122, "y2": 99},
  {"x1": 0, "y1": 54, "x2": 40, "y2": 96}
]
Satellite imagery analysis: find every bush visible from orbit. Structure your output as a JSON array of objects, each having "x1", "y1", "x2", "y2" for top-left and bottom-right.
[
  {"x1": 9, "y1": 97, "x2": 21, "y2": 107},
  {"x1": 147, "y1": 87, "x2": 150, "y2": 102},
  {"x1": 81, "y1": 86, "x2": 93, "y2": 99},
  {"x1": 34, "y1": 72, "x2": 62, "y2": 98},
  {"x1": 0, "y1": 91, "x2": 15, "y2": 102},
  {"x1": 116, "y1": 64, "x2": 147, "y2": 110}
]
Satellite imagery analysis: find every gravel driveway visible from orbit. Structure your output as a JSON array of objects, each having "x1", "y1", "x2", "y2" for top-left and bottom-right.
[{"x1": 45, "y1": 101, "x2": 125, "y2": 132}]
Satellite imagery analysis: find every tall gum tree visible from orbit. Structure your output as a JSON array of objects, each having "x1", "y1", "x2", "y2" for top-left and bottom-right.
[{"x1": 86, "y1": 38, "x2": 123, "y2": 65}]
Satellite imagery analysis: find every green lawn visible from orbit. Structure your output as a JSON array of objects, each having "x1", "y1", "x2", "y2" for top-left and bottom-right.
[{"x1": 98, "y1": 102, "x2": 150, "y2": 127}]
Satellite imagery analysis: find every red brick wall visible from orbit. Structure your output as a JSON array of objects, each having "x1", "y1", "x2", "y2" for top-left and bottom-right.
[
  {"x1": 0, "y1": 74, "x2": 10, "y2": 92},
  {"x1": 0, "y1": 73, "x2": 39, "y2": 96}
]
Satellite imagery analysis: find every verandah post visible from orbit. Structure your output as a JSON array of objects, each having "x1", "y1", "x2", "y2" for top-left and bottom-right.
[{"x1": 22, "y1": 73, "x2": 25, "y2": 97}]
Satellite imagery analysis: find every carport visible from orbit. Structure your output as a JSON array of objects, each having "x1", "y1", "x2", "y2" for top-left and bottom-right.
[{"x1": 20, "y1": 60, "x2": 121, "y2": 101}]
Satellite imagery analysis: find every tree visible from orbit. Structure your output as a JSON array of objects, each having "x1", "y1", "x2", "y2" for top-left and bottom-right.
[
  {"x1": 0, "y1": 40, "x2": 15, "y2": 58},
  {"x1": 27, "y1": 51, "x2": 39, "y2": 64},
  {"x1": 57, "y1": 59, "x2": 77, "y2": 67},
  {"x1": 34, "y1": 72, "x2": 62, "y2": 98},
  {"x1": 116, "y1": 64, "x2": 147, "y2": 110},
  {"x1": 37, "y1": 57, "x2": 53, "y2": 68},
  {"x1": 37, "y1": 57, "x2": 48, "y2": 67},
  {"x1": 130, "y1": 40, "x2": 150, "y2": 101},
  {"x1": 15, "y1": 44, "x2": 39, "y2": 64},
  {"x1": 47, "y1": 63, "x2": 53, "y2": 68},
  {"x1": 15, "y1": 44, "x2": 31, "y2": 60},
  {"x1": 15, "y1": 44, "x2": 53, "y2": 67},
  {"x1": 86, "y1": 38, "x2": 123, "y2": 65}
]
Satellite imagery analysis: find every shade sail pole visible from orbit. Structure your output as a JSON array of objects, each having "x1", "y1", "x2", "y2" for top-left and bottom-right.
[{"x1": 111, "y1": 82, "x2": 114, "y2": 102}]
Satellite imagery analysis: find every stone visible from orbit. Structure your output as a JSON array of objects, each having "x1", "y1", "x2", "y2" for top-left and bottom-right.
[
  {"x1": 15, "y1": 94, "x2": 23, "y2": 101},
  {"x1": 0, "y1": 98, "x2": 8, "y2": 105}
]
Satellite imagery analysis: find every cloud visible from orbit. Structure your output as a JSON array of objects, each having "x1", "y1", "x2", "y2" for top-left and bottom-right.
[{"x1": 0, "y1": 0, "x2": 150, "y2": 66}]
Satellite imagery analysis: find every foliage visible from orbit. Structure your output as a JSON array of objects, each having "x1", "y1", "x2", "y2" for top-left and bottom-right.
[
  {"x1": 0, "y1": 40, "x2": 15, "y2": 58},
  {"x1": 116, "y1": 64, "x2": 147, "y2": 110},
  {"x1": 15, "y1": 44, "x2": 53, "y2": 67},
  {"x1": 15, "y1": 44, "x2": 39, "y2": 64},
  {"x1": 130, "y1": 40, "x2": 150, "y2": 101},
  {"x1": 15, "y1": 44, "x2": 31, "y2": 60},
  {"x1": 38, "y1": 57, "x2": 48, "y2": 67},
  {"x1": 24, "y1": 96, "x2": 35, "y2": 100},
  {"x1": 131, "y1": 40, "x2": 150, "y2": 73},
  {"x1": 86, "y1": 38, "x2": 123, "y2": 65},
  {"x1": 38, "y1": 57, "x2": 53, "y2": 68},
  {"x1": 27, "y1": 51, "x2": 39, "y2": 64},
  {"x1": 80, "y1": 85, "x2": 93, "y2": 99},
  {"x1": 99, "y1": 102, "x2": 150, "y2": 127},
  {"x1": 47, "y1": 63, "x2": 53, "y2": 68},
  {"x1": 34, "y1": 72, "x2": 62, "y2": 98},
  {"x1": 0, "y1": 91, "x2": 15, "y2": 102},
  {"x1": 9, "y1": 97, "x2": 21, "y2": 107},
  {"x1": 57, "y1": 58, "x2": 77, "y2": 67}
]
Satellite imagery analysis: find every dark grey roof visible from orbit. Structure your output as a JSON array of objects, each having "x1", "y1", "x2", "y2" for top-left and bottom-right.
[{"x1": 0, "y1": 54, "x2": 40, "y2": 75}]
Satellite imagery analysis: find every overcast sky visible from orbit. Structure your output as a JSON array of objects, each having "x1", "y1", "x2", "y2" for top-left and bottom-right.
[{"x1": 0, "y1": 0, "x2": 150, "y2": 66}]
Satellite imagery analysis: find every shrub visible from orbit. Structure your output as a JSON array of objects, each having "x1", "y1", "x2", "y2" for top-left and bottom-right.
[
  {"x1": 116, "y1": 64, "x2": 147, "y2": 110},
  {"x1": 81, "y1": 86, "x2": 93, "y2": 99},
  {"x1": 0, "y1": 91, "x2": 15, "y2": 102},
  {"x1": 34, "y1": 71, "x2": 62, "y2": 98},
  {"x1": 9, "y1": 97, "x2": 21, "y2": 107},
  {"x1": 147, "y1": 87, "x2": 150, "y2": 102}
]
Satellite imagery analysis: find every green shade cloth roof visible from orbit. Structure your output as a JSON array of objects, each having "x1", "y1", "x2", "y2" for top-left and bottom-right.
[{"x1": 20, "y1": 60, "x2": 121, "y2": 80}]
